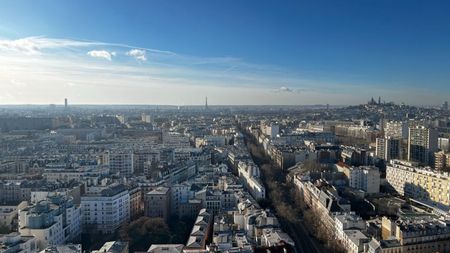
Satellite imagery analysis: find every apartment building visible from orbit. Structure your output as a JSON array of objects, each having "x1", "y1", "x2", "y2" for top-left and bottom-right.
[
  {"x1": 18, "y1": 195, "x2": 81, "y2": 250},
  {"x1": 185, "y1": 209, "x2": 213, "y2": 251},
  {"x1": 104, "y1": 149, "x2": 134, "y2": 177},
  {"x1": 408, "y1": 126, "x2": 438, "y2": 166},
  {"x1": 0, "y1": 181, "x2": 32, "y2": 204},
  {"x1": 268, "y1": 144, "x2": 311, "y2": 170},
  {"x1": 0, "y1": 201, "x2": 28, "y2": 229},
  {"x1": 386, "y1": 159, "x2": 450, "y2": 208},
  {"x1": 375, "y1": 137, "x2": 401, "y2": 161},
  {"x1": 144, "y1": 187, "x2": 170, "y2": 221},
  {"x1": 173, "y1": 148, "x2": 211, "y2": 164},
  {"x1": 384, "y1": 121, "x2": 408, "y2": 139},
  {"x1": 128, "y1": 186, "x2": 142, "y2": 220},
  {"x1": 133, "y1": 149, "x2": 160, "y2": 174},
  {"x1": 162, "y1": 132, "x2": 190, "y2": 148},
  {"x1": 260, "y1": 121, "x2": 279, "y2": 138},
  {"x1": 434, "y1": 151, "x2": 450, "y2": 170},
  {"x1": 237, "y1": 161, "x2": 266, "y2": 200},
  {"x1": 336, "y1": 164, "x2": 380, "y2": 194},
  {"x1": 377, "y1": 216, "x2": 450, "y2": 253},
  {"x1": 0, "y1": 233, "x2": 37, "y2": 253},
  {"x1": 81, "y1": 184, "x2": 130, "y2": 234},
  {"x1": 170, "y1": 182, "x2": 193, "y2": 217},
  {"x1": 92, "y1": 241, "x2": 129, "y2": 253}
]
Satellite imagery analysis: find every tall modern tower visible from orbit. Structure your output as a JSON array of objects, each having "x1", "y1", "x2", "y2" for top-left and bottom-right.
[
  {"x1": 376, "y1": 137, "x2": 400, "y2": 161},
  {"x1": 205, "y1": 96, "x2": 208, "y2": 110},
  {"x1": 408, "y1": 125, "x2": 438, "y2": 166},
  {"x1": 64, "y1": 98, "x2": 68, "y2": 109}
]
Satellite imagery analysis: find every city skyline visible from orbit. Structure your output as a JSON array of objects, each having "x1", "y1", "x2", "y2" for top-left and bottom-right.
[
  {"x1": 1, "y1": 2, "x2": 450, "y2": 253},
  {"x1": 1, "y1": 0, "x2": 450, "y2": 105}
]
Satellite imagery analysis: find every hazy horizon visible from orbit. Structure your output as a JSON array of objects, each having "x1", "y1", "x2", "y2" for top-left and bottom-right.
[{"x1": 0, "y1": 102, "x2": 438, "y2": 107}]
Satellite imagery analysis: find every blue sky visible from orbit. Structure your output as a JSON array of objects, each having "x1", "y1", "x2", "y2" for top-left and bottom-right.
[{"x1": 0, "y1": 0, "x2": 449, "y2": 105}]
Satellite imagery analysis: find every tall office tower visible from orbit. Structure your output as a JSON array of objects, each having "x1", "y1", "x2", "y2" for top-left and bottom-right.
[
  {"x1": 408, "y1": 126, "x2": 438, "y2": 166},
  {"x1": 384, "y1": 121, "x2": 408, "y2": 139},
  {"x1": 105, "y1": 149, "x2": 134, "y2": 177},
  {"x1": 205, "y1": 96, "x2": 208, "y2": 110},
  {"x1": 376, "y1": 138, "x2": 387, "y2": 160},
  {"x1": 443, "y1": 101, "x2": 449, "y2": 111},
  {"x1": 376, "y1": 137, "x2": 400, "y2": 161},
  {"x1": 64, "y1": 98, "x2": 68, "y2": 109}
]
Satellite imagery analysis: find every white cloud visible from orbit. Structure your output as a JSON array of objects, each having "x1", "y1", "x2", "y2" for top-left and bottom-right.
[
  {"x1": 127, "y1": 49, "x2": 147, "y2": 61},
  {"x1": 273, "y1": 86, "x2": 308, "y2": 93},
  {"x1": 0, "y1": 36, "x2": 97, "y2": 55},
  {"x1": 87, "y1": 50, "x2": 114, "y2": 61},
  {"x1": 0, "y1": 37, "x2": 235, "y2": 65},
  {"x1": 277, "y1": 86, "x2": 293, "y2": 93}
]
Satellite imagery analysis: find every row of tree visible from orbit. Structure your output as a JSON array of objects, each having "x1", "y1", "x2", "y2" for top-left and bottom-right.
[
  {"x1": 117, "y1": 216, "x2": 195, "y2": 252},
  {"x1": 243, "y1": 129, "x2": 342, "y2": 252}
]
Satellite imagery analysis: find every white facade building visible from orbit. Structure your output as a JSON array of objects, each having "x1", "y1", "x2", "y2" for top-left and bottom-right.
[
  {"x1": 334, "y1": 212, "x2": 366, "y2": 242},
  {"x1": 81, "y1": 184, "x2": 130, "y2": 234},
  {"x1": 237, "y1": 161, "x2": 265, "y2": 200},
  {"x1": 341, "y1": 229, "x2": 369, "y2": 253},
  {"x1": 337, "y1": 164, "x2": 380, "y2": 194},
  {"x1": 18, "y1": 196, "x2": 81, "y2": 250}
]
